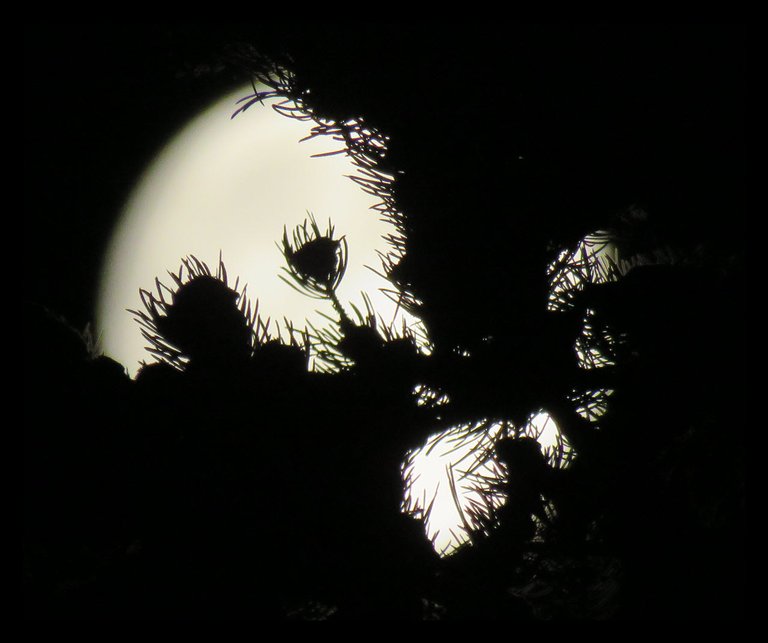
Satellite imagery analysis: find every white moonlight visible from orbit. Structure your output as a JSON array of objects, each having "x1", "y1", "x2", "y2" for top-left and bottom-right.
[{"x1": 97, "y1": 83, "x2": 428, "y2": 376}]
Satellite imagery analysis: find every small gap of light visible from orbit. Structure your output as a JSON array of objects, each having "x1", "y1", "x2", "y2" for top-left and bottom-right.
[
  {"x1": 413, "y1": 384, "x2": 451, "y2": 408},
  {"x1": 403, "y1": 411, "x2": 576, "y2": 557},
  {"x1": 571, "y1": 388, "x2": 615, "y2": 422}
]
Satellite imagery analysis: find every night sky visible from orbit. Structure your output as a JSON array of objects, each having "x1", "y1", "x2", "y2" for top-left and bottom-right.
[
  {"x1": 25, "y1": 24, "x2": 743, "y2": 339},
  {"x1": 24, "y1": 24, "x2": 744, "y2": 620}
]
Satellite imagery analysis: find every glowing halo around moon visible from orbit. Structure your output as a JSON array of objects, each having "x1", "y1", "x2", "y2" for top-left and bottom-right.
[{"x1": 97, "y1": 83, "x2": 428, "y2": 376}]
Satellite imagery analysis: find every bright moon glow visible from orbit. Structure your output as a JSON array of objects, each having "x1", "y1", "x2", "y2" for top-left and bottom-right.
[
  {"x1": 97, "y1": 84, "x2": 428, "y2": 376},
  {"x1": 95, "y1": 82, "x2": 599, "y2": 561},
  {"x1": 547, "y1": 231, "x2": 623, "y2": 313},
  {"x1": 403, "y1": 420, "x2": 507, "y2": 556},
  {"x1": 403, "y1": 411, "x2": 573, "y2": 557},
  {"x1": 403, "y1": 225, "x2": 658, "y2": 557}
]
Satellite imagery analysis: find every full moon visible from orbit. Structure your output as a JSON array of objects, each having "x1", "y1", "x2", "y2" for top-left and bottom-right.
[
  {"x1": 97, "y1": 83, "x2": 427, "y2": 376},
  {"x1": 95, "y1": 81, "x2": 575, "y2": 559}
]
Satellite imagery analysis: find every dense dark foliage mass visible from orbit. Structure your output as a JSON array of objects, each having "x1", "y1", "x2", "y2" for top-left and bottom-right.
[{"x1": 24, "y1": 25, "x2": 743, "y2": 619}]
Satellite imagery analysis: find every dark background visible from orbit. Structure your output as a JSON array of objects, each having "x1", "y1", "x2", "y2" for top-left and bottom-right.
[{"x1": 24, "y1": 24, "x2": 745, "y2": 620}]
